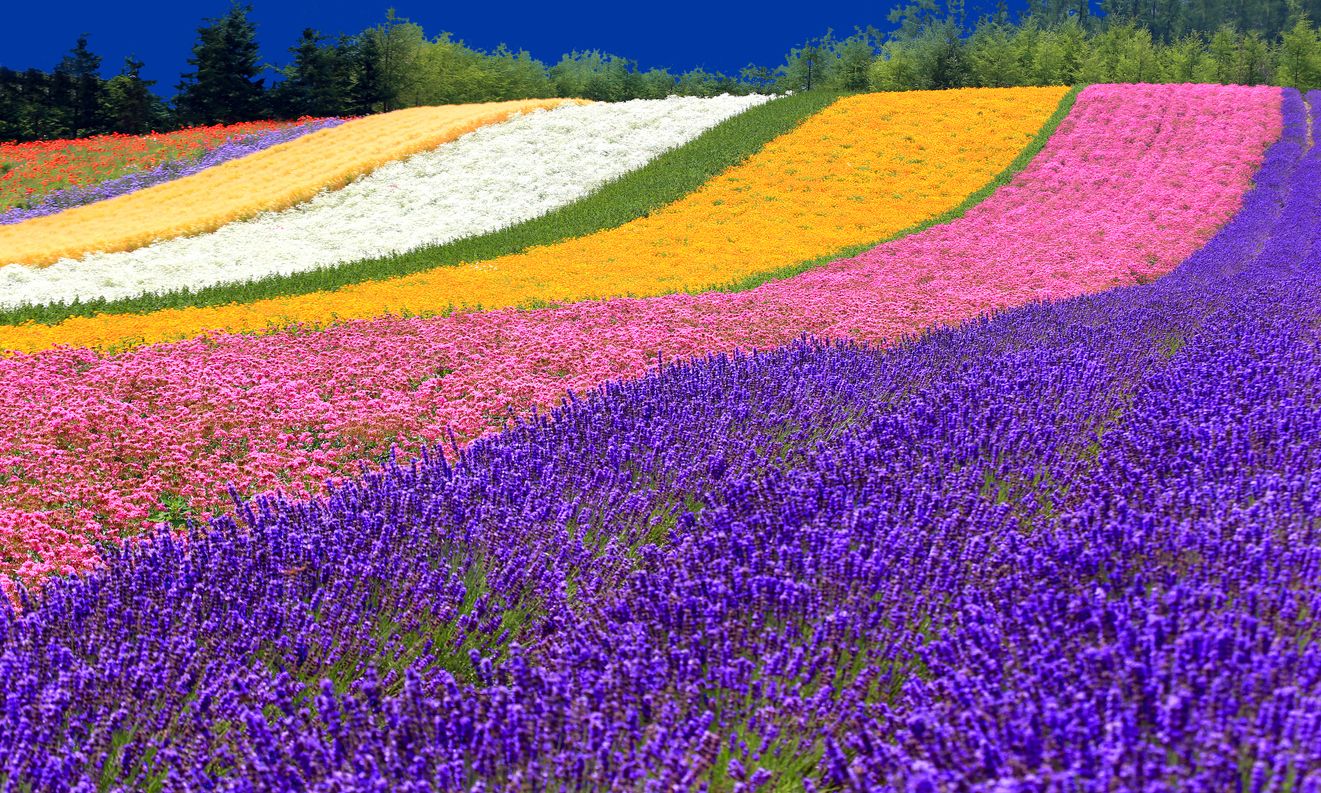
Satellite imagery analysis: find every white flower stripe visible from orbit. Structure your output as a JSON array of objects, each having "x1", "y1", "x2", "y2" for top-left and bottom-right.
[{"x1": 0, "y1": 95, "x2": 771, "y2": 309}]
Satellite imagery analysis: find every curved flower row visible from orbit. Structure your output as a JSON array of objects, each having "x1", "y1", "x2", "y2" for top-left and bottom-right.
[
  {"x1": 0, "y1": 120, "x2": 306, "y2": 212},
  {"x1": 0, "y1": 99, "x2": 579, "y2": 267},
  {"x1": 0, "y1": 118, "x2": 345, "y2": 226},
  {"x1": 0, "y1": 96, "x2": 770, "y2": 309},
  {"x1": 0, "y1": 90, "x2": 1315, "y2": 789},
  {"x1": 0, "y1": 87, "x2": 1067, "y2": 352},
  {"x1": 0, "y1": 84, "x2": 1281, "y2": 589}
]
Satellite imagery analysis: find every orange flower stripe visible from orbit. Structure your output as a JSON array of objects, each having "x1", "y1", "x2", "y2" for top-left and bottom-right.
[
  {"x1": 0, "y1": 99, "x2": 580, "y2": 268},
  {"x1": 0, "y1": 88, "x2": 1066, "y2": 353}
]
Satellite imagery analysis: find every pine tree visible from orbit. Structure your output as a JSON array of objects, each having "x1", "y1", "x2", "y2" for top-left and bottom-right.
[
  {"x1": 104, "y1": 56, "x2": 161, "y2": 134},
  {"x1": 275, "y1": 28, "x2": 349, "y2": 117},
  {"x1": 0, "y1": 68, "x2": 21, "y2": 142},
  {"x1": 927, "y1": 22, "x2": 972, "y2": 87},
  {"x1": 968, "y1": 21, "x2": 1026, "y2": 86},
  {"x1": 348, "y1": 33, "x2": 388, "y2": 115},
  {"x1": 1278, "y1": 9, "x2": 1321, "y2": 87},
  {"x1": 55, "y1": 34, "x2": 106, "y2": 137},
  {"x1": 175, "y1": 3, "x2": 266, "y2": 124},
  {"x1": 1207, "y1": 24, "x2": 1240, "y2": 81},
  {"x1": 832, "y1": 28, "x2": 882, "y2": 90},
  {"x1": 46, "y1": 69, "x2": 76, "y2": 138},
  {"x1": 371, "y1": 9, "x2": 425, "y2": 110},
  {"x1": 1236, "y1": 30, "x2": 1274, "y2": 83},
  {"x1": 780, "y1": 34, "x2": 833, "y2": 91}
]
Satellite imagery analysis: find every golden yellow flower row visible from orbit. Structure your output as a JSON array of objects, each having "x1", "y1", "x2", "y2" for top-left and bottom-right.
[
  {"x1": 0, "y1": 87, "x2": 1068, "y2": 354},
  {"x1": 0, "y1": 99, "x2": 579, "y2": 268}
]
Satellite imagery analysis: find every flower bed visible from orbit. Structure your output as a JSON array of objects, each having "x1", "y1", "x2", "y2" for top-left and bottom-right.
[
  {"x1": 0, "y1": 88, "x2": 1066, "y2": 351},
  {"x1": 0, "y1": 120, "x2": 306, "y2": 211},
  {"x1": 0, "y1": 89, "x2": 1316, "y2": 789},
  {"x1": 0, "y1": 99, "x2": 577, "y2": 267},
  {"x1": 0, "y1": 85, "x2": 1280, "y2": 589},
  {"x1": 0, "y1": 96, "x2": 767, "y2": 308},
  {"x1": 0, "y1": 118, "x2": 345, "y2": 225}
]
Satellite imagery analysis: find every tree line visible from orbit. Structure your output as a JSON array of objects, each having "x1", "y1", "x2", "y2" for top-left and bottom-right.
[
  {"x1": 869, "y1": 0, "x2": 1321, "y2": 89},
  {"x1": 3, "y1": 0, "x2": 1321, "y2": 143}
]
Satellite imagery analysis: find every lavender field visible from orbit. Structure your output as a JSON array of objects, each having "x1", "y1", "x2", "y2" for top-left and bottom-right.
[{"x1": 0, "y1": 85, "x2": 1318, "y2": 790}]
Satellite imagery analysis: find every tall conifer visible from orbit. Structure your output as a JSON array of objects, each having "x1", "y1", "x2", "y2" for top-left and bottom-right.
[{"x1": 175, "y1": 3, "x2": 266, "y2": 124}]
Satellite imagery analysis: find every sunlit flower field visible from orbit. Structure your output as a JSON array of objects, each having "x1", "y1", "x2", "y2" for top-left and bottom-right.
[{"x1": 0, "y1": 84, "x2": 1316, "y2": 791}]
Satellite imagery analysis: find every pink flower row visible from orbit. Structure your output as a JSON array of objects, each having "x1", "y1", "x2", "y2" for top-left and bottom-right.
[{"x1": 0, "y1": 84, "x2": 1282, "y2": 596}]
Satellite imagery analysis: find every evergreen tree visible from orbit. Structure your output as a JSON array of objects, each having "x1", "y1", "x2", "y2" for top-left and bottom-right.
[
  {"x1": 55, "y1": 35, "x2": 106, "y2": 137},
  {"x1": 14, "y1": 70, "x2": 51, "y2": 140},
  {"x1": 549, "y1": 51, "x2": 635, "y2": 100},
  {"x1": 104, "y1": 56, "x2": 164, "y2": 133},
  {"x1": 409, "y1": 33, "x2": 497, "y2": 104},
  {"x1": 739, "y1": 64, "x2": 776, "y2": 92},
  {"x1": 927, "y1": 21, "x2": 972, "y2": 87},
  {"x1": 482, "y1": 44, "x2": 554, "y2": 100},
  {"x1": 1160, "y1": 33, "x2": 1211, "y2": 81},
  {"x1": 1236, "y1": 30, "x2": 1275, "y2": 83},
  {"x1": 175, "y1": 3, "x2": 266, "y2": 124},
  {"x1": 1108, "y1": 22, "x2": 1161, "y2": 82},
  {"x1": 831, "y1": 28, "x2": 882, "y2": 90},
  {"x1": 14, "y1": 0, "x2": 1321, "y2": 139},
  {"x1": 1207, "y1": 24, "x2": 1241, "y2": 81},
  {"x1": 780, "y1": 33, "x2": 833, "y2": 91},
  {"x1": 1031, "y1": 25, "x2": 1070, "y2": 83},
  {"x1": 1277, "y1": 12, "x2": 1321, "y2": 87},
  {"x1": 370, "y1": 8, "x2": 426, "y2": 111},
  {"x1": 274, "y1": 28, "x2": 349, "y2": 117},
  {"x1": 968, "y1": 20, "x2": 1027, "y2": 86},
  {"x1": 348, "y1": 33, "x2": 388, "y2": 114},
  {"x1": 673, "y1": 67, "x2": 717, "y2": 96},
  {"x1": 0, "y1": 68, "x2": 21, "y2": 142},
  {"x1": 46, "y1": 69, "x2": 76, "y2": 138}
]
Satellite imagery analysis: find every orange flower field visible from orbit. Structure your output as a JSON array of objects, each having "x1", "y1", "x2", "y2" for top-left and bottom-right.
[{"x1": 0, "y1": 87, "x2": 1065, "y2": 352}]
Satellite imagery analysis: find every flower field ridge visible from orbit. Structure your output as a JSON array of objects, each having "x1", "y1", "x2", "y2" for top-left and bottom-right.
[
  {"x1": 0, "y1": 87, "x2": 1066, "y2": 352},
  {"x1": 0, "y1": 99, "x2": 579, "y2": 267},
  {"x1": 0, "y1": 90, "x2": 1316, "y2": 790},
  {"x1": 0, "y1": 96, "x2": 770, "y2": 309},
  {"x1": 0, "y1": 92, "x2": 834, "y2": 327},
  {"x1": 0, "y1": 119, "x2": 313, "y2": 212},
  {"x1": 0, "y1": 118, "x2": 345, "y2": 226},
  {"x1": 0, "y1": 84, "x2": 1281, "y2": 590}
]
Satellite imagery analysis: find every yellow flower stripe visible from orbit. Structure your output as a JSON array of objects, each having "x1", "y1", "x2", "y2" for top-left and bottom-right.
[
  {"x1": 0, "y1": 99, "x2": 580, "y2": 268},
  {"x1": 0, "y1": 87, "x2": 1066, "y2": 354}
]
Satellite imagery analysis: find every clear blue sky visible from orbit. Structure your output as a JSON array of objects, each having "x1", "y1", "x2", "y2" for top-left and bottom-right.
[{"x1": 0, "y1": 0, "x2": 988, "y2": 92}]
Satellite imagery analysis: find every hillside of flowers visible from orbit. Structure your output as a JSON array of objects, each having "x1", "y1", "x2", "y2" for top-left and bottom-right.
[
  {"x1": 0, "y1": 120, "x2": 316, "y2": 213},
  {"x1": 0, "y1": 96, "x2": 769, "y2": 309},
  {"x1": 0, "y1": 118, "x2": 344, "y2": 226},
  {"x1": 0, "y1": 85, "x2": 1317, "y2": 789},
  {"x1": 0, "y1": 99, "x2": 575, "y2": 266},
  {"x1": 0, "y1": 87, "x2": 1066, "y2": 350}
]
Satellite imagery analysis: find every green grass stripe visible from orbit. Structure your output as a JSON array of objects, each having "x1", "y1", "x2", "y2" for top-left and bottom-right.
[
  {"x1": 702, "y1": 84, "x2": 1082, "y2": 297},
  {"x1": 490, "y1": 85, "x2": 1082, "y2": 314},
  {"x1": 0, "y1": 92, "x2": 840, "y2": 328}
]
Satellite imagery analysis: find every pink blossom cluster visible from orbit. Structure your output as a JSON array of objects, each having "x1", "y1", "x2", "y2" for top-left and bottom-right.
[{"x1": 0, "y1": 84, "x2": 1282, "y2": 594}]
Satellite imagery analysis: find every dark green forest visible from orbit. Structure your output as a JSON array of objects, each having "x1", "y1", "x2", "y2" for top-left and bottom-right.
[{"x1": 2, "y1": 0, "x2": 1320, "y2": 142}]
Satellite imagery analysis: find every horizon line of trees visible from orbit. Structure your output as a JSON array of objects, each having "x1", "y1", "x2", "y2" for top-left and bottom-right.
[{"x1": 2, "y1": 0, "x2": 1321, "y2": 144}]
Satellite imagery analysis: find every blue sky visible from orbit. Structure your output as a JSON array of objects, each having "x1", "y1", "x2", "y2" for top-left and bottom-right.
[{"x1": 0, "y1": 0, "x2": 958, "y2": 91}]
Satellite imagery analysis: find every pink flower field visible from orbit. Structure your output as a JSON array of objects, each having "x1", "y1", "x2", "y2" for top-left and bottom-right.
[{"x1": 0, "y1": 84, "x2": 1282, "y2": 596}]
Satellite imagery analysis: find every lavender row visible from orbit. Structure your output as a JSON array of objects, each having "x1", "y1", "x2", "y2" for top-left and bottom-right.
[
  {"x1": 0, "y1": 118, "x2": 345, "y2": 226},
  {"x1": 0, "y1": 90, "x2": 1318, "y2": 790}
]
